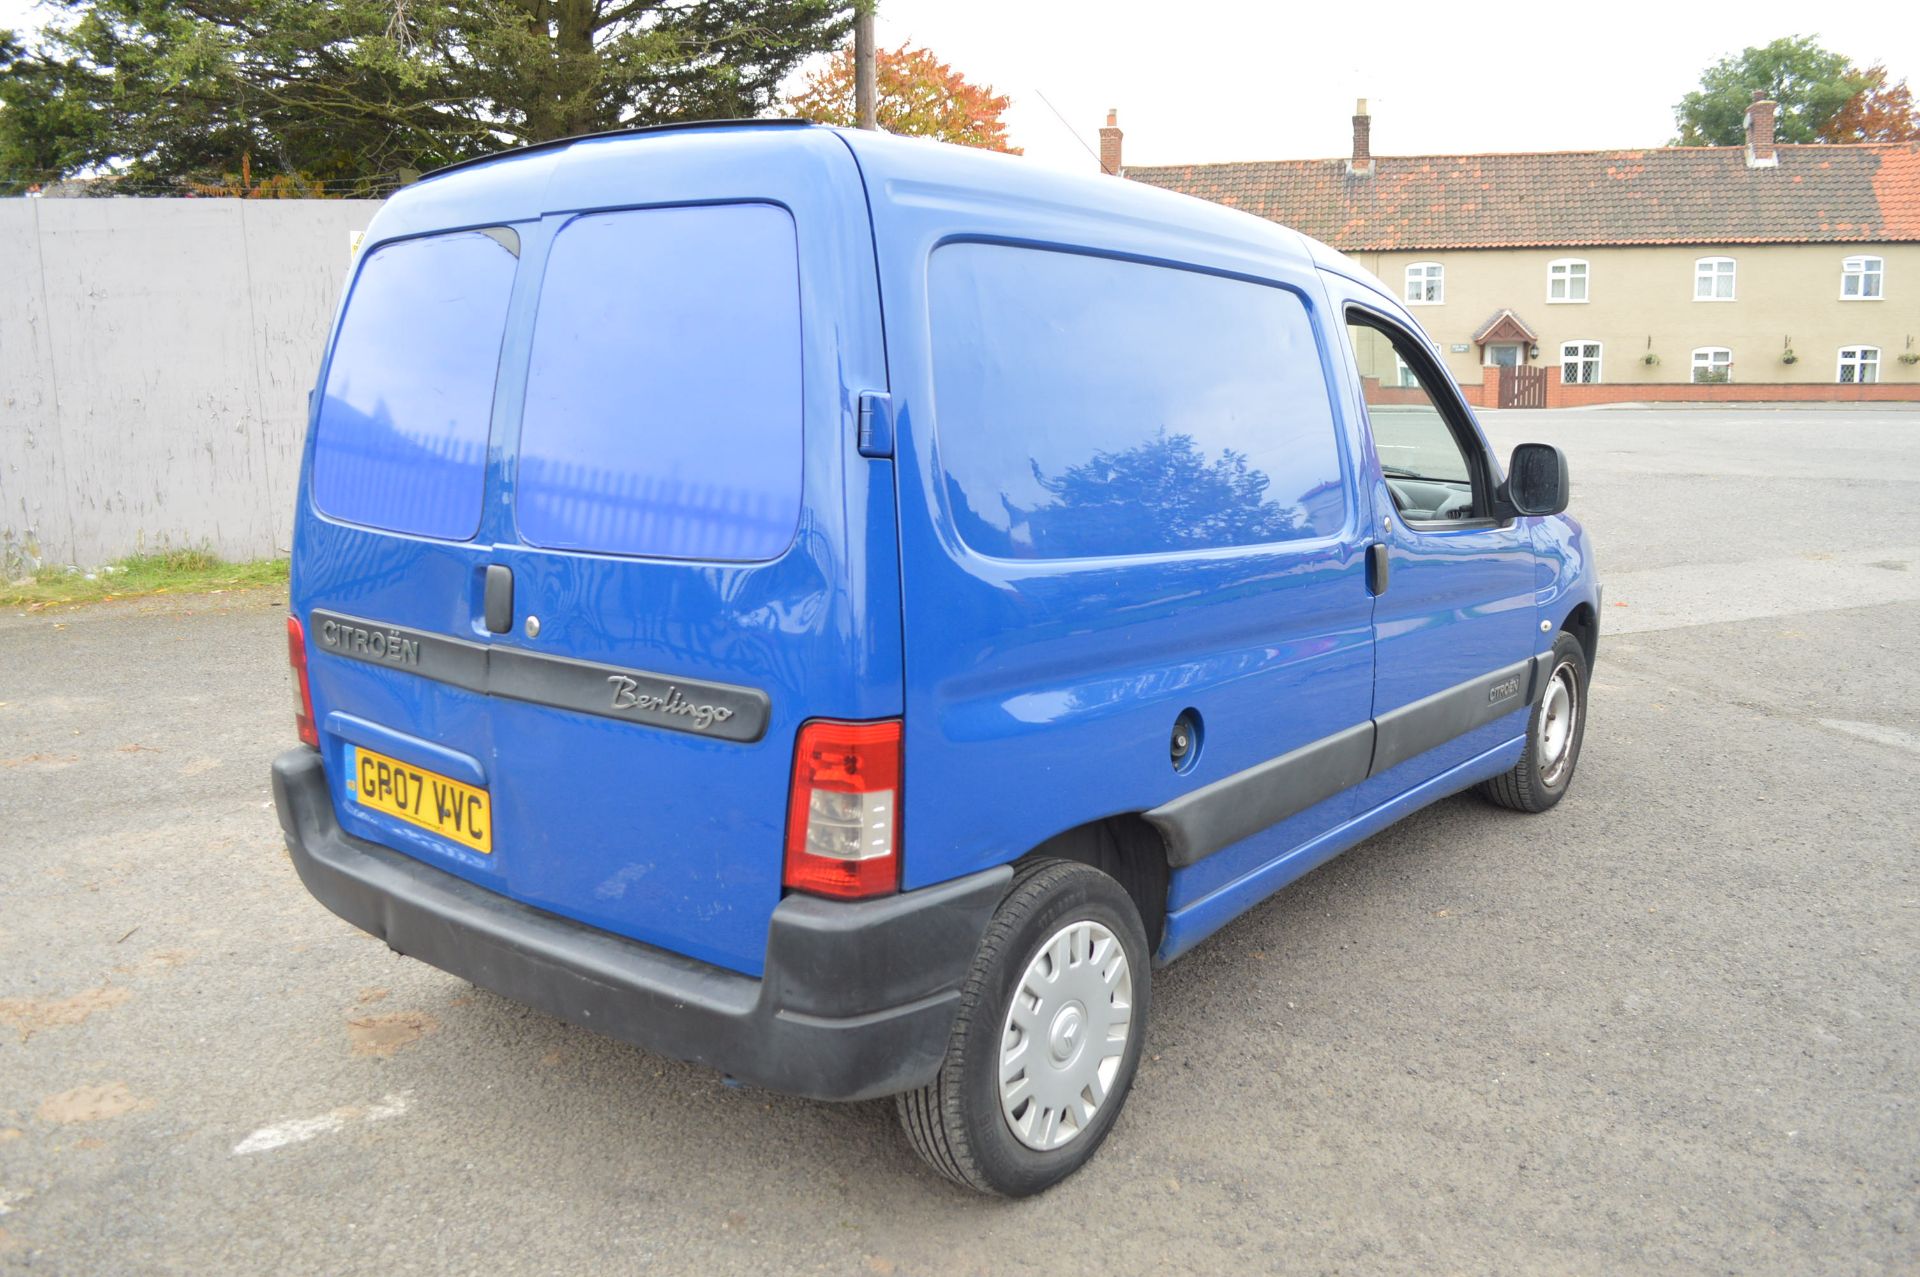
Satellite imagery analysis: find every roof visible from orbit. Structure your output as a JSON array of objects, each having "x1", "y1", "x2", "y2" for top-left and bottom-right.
[
  {"x1": 1124, "y1": 144, "x2": 1920, "y2": 251},
  {"x1": 417, "y1": 118, "x2": 811, "y2": 181},
  {"x1": 381, "y1": 123, "x2": 1327, "y2": 286},
  {"x1": 1471, "y1": 309, "x2": 1537, "y2": 344}
]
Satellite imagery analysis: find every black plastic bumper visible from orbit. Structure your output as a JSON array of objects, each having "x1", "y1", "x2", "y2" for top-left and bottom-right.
[{"x1": 271, "y1": 748, "x2": 1010, "y2": 1101}]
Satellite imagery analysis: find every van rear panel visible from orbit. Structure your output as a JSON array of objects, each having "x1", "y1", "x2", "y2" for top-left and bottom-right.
[{"x1": 292, "y1": 127, "x2": 897, "y2": 976}]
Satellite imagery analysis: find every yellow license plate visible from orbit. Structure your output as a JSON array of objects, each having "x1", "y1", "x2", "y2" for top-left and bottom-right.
[{"x1": 346, "y1": 745, "x2": 492, "y2": 854}]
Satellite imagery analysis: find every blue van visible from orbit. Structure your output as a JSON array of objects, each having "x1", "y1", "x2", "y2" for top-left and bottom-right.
[{"x1": 273, "y1": 120, "x2": 1598, "y2": 1197}]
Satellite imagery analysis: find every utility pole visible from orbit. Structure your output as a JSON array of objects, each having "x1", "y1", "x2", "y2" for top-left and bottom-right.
[{"x1": 854, "y1": 2, "x2": 877, "y2": 130}]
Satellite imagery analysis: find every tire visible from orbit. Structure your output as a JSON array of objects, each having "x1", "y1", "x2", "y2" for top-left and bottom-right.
[
  {"x1": 896, "y1": 859, "x2": 1151, "y2": 1197},
  {"x1": 1478, "y1": 631, "x2": 1588, "y2": 813}
]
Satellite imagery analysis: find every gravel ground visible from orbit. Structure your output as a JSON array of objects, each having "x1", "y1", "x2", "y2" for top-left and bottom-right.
[{"x1": 1, "y1": 407, "x2": 1915, "y2": 1274}]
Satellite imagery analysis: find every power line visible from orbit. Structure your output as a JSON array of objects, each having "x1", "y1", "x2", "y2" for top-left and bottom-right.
[{"x1": 1032, "y1": 88, "x2": 1109, "y2": 173}]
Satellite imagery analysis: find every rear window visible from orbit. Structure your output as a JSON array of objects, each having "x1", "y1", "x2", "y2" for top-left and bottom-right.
[
  {"x1": 515, "y1": 203, "x2": 803, "y2": 561},
  {"x1": 929, "y1": 243, "x2": 1347, "y2": 560},
  {"x1": 311, "y1": 228, "x2": 518, "y2": 540}
]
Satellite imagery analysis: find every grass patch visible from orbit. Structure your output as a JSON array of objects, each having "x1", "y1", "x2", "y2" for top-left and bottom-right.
[{"x1": 2, "y1": 549, "x2": 289, "y2": 609}]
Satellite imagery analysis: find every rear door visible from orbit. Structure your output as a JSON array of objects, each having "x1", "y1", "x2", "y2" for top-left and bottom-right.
[{"x1": 293, "y1": 128, "x2": 894, "y2": 976}]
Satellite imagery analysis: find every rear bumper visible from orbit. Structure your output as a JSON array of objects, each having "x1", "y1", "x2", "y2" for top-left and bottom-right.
[{"x1": 271, "y1": 748, "x2": 1009, "y2": 1101}]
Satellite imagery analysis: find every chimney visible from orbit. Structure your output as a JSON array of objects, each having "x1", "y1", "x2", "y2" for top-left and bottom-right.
[
  {"x1": 1349, "y1": 98, "x2": 1373, "y2": 176},
  {"x1": 1745, "y1": 90, "x2": 1778, "y2": 168},
  {"x1": 1098, "y1": 109, "x2": 1123, "y2": 176}
]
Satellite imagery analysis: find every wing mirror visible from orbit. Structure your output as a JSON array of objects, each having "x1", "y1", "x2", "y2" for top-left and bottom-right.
[{"x1": 1499, "y1": 443, "x2": 1570, "y2": 517}]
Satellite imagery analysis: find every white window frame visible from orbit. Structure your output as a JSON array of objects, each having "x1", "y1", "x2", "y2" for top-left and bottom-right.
[
  {"x1": 1691, "y1": 346, "x2": 1733, "y2": 384},
  {"x1": 1841, "y1": 255, "x2": 1884, "y2": 300},
  {"x1": 1694, "y1": 256, "x2": 1736, "y2": 301},
  {"x1": 1392, "y1": 353, "x2": 1421, "y2": 388},
  {"x1": 1547, "y1": 258, "x2": 1589, "y2": 303},
  {"x1": 1837, "y1": 346, "x2": 1880, "y2": 384},
  {"x1": 1560, "y1": 340, "x2": 1602, "y2": 385},
  {"x1": 1404, "y1": 261, "x2": 1444, "y2": 306}
]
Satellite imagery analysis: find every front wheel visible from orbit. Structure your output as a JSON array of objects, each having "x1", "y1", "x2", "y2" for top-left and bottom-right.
[
  {"x1": 1478, "y1": 631, "x2": 1588, "y2": 813},
  {"x1": 896, "y1": 859, "x2": 1150, "y2": 1197}
]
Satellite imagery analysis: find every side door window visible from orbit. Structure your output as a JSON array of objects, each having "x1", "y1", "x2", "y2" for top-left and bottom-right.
[{"x1": 1343, "y1": 312, "x2": 1492, "y2": 526}]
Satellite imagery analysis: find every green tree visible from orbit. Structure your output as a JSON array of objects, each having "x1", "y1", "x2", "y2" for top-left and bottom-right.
[
  {"x1": 0, "y1": 24, "x2": 105, "y2": 192},
  {"x1": 1673, "y1": 36, "x2": 1872, "y2": 145},
  {"x1": 0, "y1": 1, "x2": 853, "y2": 192},
  {"x1": 786, "y1": 40, "x2": 1018, "y2": 152}
]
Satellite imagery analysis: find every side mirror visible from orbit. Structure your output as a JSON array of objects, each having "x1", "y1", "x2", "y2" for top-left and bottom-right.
[{"x1": 1501, "y1": 443, "x2": 1570, "y2": 517}]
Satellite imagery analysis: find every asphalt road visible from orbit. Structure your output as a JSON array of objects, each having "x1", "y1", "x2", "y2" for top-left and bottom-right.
[{"x1": 2, "y1": 407, "x2": 1916, "y2": 1274}]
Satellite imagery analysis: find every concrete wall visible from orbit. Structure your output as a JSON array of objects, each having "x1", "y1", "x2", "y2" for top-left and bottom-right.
[
  {"x1": 1352, "y1": 243, "x2": 1920, "y2": 389},
  {"x1": 1, "y1": 198, "x2": 383, "y2": 568}
]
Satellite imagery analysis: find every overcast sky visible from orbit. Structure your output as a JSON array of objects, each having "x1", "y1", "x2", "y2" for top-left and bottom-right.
[{"x1": 4, "y1": 0, "x2": 1915, "y2": 174}]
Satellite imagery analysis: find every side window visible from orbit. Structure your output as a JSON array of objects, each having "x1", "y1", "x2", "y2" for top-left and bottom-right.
[
  {"x1": 1345, "y1": 313, "x2": 1486, "y2": 525},
  {"x1": 1694, "y1": 256, "x2": 1736, "y2": 301},
  {"x1": 1691, "y1": 346, "x2": 1733, "y2": 384},
  {"x1": 1561, "y1": 340, "x2": 1602, "y2": 385},
  {"x1": 1547, "y1": 258, "x2": 1589, "y2": 303},
  {"x1": 1404, "y1": 262, "x2": 1443, "y2": 305},
  {"x1": 312, "y1": 228, "x2": 520, "y2": 541},
  {"x1": 1837, "y1": 346, "x2": 1880, "y2": 384},
  {"x1": 1841, "y1": 255, "x2": 1883, "y2": 299},
  {"x1": 928, "y1": 243, "x2": 1348, "y2": 560}
]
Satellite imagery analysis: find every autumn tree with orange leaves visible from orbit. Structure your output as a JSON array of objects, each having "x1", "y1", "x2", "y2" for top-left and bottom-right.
[
  {"x1": 1823, "y1": 65, "x2": 1920, "y2": 143},
  {"x1": 788, "y1": 42, "x2": 1020, "y2": 153}
]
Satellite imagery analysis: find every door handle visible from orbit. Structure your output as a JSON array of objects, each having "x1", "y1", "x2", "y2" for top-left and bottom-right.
[
  {"x1": 483, "y1": 564, "x2": 514, "y2": 634},
  {"x1": 1366, "y1": 543, "x2": 1390, "y2": 596}
]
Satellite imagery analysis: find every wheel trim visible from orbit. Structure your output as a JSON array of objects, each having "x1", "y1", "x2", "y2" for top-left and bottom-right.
[
  {"x1": 998, "y1": 919, "x2": 1133, "y2": 1152},
  {"x1": 1537, "y1": 659, "x2": 1579, "y2": 787}
]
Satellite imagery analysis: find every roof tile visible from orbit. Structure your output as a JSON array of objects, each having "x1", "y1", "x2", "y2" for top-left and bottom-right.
[{"x1": 1124, "y1": 145, "x2": 1920, "y2": 250}]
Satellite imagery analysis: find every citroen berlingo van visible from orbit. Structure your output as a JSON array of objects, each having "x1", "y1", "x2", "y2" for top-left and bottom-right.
[{"x1": 273, "y1": 120, "x2": 1599, "y2": 1197}]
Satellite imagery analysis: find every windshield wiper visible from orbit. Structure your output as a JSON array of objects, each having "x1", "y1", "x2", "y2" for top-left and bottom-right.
[{"x1": 1380, "y1": 464, "x2": 1463, "y2": 485}]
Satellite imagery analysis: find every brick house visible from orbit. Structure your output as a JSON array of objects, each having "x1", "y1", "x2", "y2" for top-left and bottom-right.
[{"x1": 1101, "y1": 101, "x2": 1920, "y2": 405}]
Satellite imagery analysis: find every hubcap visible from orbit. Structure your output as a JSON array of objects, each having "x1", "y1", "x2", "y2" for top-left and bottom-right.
[
  {"x1": 1537, "y1": 660, "x2": 1579, "y2": 786},
  {"x1": 999, "y1": 920, "x2": 1133, "y2": 1152}
]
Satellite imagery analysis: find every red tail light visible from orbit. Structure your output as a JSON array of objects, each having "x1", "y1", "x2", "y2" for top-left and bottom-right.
[
  {"x1": 784, "y1": 718, "x2": 901, "y2": 899},
  {"x1": 287, "y1": 615, "x2": 319, "y2": 748}
]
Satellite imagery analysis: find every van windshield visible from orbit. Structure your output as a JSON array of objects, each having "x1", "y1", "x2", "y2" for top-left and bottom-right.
[{"x1": 311, "y1": 228, "x2": 519, "y2": 541}]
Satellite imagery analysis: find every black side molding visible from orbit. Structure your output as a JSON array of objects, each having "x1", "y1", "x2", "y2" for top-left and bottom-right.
[
  {"x1": 1368, "y1": 657, "x2": 1537, "y2": 778},
  {"x1": 1147, "y1": 723, "x2": 1375, "y2": 869},
  {"x1": 1146, "y1": 657, "x2": 1544, "y2": 869}
]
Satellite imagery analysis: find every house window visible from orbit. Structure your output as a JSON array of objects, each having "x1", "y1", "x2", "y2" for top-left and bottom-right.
[
  {"x1": 1841, "y1": 256, "x2": 1884, "y2": 299},
  {"x1": 1547, "y1": 258, "x2": 1588, "y2": 303},
  {"x1": 1837, "y1": 346, "x2": 1880, "y2": 383},
  {"x1": 1393, "y1": 354, "x2": 1421, "y2": 388},
  {"x1": 1691, "y1": 347, "x2": 1733, "y2": 384},
  {"x1": 1561, "y1": 341, "x2": 1602, "y2": 384},
  {"x1": 1404, "y1": 262, "x2": 1444, "y2": 305},
  {"x1": 1694, "y1": 256, "x2": 1736, "y2": 301}
]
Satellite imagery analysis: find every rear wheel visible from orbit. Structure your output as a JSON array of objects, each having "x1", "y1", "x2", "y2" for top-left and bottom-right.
[
  {"x1": 896, "y1": 859, "x2": 1150, "y2": 1197},
  {"x1": 1478, "y1": 631, "x2": 1588, "y2": 813}
]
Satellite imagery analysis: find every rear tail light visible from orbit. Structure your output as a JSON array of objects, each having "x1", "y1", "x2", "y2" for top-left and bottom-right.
[
  {"x1": 287, "y1": 615, "x2": 319, "y2": 748},
  {"x1": 784, "y1": 718, "x2": 901, "y2": 899}
]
